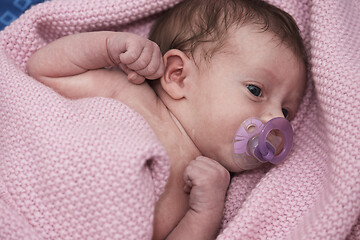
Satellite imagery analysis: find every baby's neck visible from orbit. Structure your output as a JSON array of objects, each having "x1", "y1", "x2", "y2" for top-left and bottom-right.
[
  {"x1": 149, "y1": 100, "x2": 201, "y2": 165},
  {"x1": 147, "y1": 80, "x2": 201, "y2": 163}
]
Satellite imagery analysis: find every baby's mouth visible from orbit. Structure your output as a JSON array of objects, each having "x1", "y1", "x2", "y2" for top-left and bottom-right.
[{"x1": 233, "y1": 117, "x2": 294, "y2": 169}]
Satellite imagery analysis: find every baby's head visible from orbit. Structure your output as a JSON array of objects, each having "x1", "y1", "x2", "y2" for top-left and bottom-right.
[{"x1": 149, "y1": 0, "x2": 307, "y2": 172}]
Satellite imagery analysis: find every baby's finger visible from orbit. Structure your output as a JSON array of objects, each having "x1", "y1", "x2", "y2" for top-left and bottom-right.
[
  {"x1": 183, "y1": 160, "x2": 203, "y2": 187},
  {"x1": 128, "y1": 72, "x2": 145, "y2": 84},
  {"x1": 125, "y1": 42, "x2": 153, "y2": 71},
  {"x1": 119, "y1": 41, "x2": 144, "y2": 65},
  {"x1": 183, "y1": 167, "x2": 195, "y2": 194},
  {"x1": 148, "y1": 56, "x2": 165, "y2": 80},
  {"x1": 141, "y1": 49, "x2": 165, "y2": 80},
  {"x1": 135, "y1": 49, "x2": 164, "y2": 79},
  {"x1": 183, "y1": 178, "x2": 192, "y2": 193},
  {"x1": 119, "y1": 63, "x2": 132, "y2": 75},
  {"x1": 119, "y1": 63, "x2": 145, "y2": 84}
]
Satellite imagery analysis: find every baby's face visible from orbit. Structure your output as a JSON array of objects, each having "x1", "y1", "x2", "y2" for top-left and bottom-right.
[{"x1": 186, "y1": 25, "x2": 306, "y2": 172}]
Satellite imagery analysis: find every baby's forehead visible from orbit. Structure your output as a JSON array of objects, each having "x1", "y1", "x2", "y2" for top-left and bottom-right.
[
  {"x1": 211, "y1": 25, "x2": 282, "y2": 57},
  {"x1": 213, "y1": 23, "x2": 306, "y2": 66}
]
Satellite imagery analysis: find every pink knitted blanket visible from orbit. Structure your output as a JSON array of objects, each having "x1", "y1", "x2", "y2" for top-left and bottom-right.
[{"x1": 0, "y1": 0, "x2": 359, "y2": 239}]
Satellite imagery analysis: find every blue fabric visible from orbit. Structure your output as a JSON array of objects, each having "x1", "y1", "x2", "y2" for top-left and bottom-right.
[{"x1": 0, "y1": 0, "x2": 47, "y2": 30}]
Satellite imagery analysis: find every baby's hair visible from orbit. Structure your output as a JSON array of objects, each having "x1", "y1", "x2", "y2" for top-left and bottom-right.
[{"x1": 149, "y1": 0, "x2": 307, "y2": 65}]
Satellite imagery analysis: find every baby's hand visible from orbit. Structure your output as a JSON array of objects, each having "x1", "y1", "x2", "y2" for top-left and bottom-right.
[
  {"x1": 184, "y1": 156, "x2": 230, "y2": 215},
  {"x1": 106, "y1": 32, "x2": 164, "y2": 84}
]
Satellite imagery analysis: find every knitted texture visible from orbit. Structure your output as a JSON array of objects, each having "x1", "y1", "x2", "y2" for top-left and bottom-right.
[
  {"x1": 0, "y1": 1, "x2": 174, "y2": 239},
  {"x1": 0, "y1": 0, "x2": 359, "y2": 239}
]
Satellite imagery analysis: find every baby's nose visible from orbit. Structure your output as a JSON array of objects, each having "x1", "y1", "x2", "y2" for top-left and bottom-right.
[{"x1": 261, "y1": 108, "x2": 285, "y2": 123}]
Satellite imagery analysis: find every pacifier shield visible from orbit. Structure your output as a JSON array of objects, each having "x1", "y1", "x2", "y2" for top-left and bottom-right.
[
  {"x1": 233, "y1": 118, "x2": 265, "y2": 170},
  {"x1": 233, "y1": 117, "x2": 293, "y2": 169},
  {"x1": 257, "y1": 117, "x2": 293, "y2": 164}
]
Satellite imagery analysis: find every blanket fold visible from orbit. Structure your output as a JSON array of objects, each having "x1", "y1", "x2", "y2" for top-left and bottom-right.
[
  {"x1": 1, "y1": 0, "x2": 359, "y2": 239},
  {"x1": 0, "y1": 47, "x2": 170, "y2": 239}
]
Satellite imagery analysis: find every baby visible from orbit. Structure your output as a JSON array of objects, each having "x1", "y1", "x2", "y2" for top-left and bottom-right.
[{"x1": 26, "y1": 0, "x2": 307, "y2": 239}]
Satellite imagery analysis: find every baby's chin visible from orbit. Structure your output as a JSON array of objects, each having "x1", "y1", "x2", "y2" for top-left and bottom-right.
[
  {"x1": 203, "y1": 144, "x2": 262, "y2": 172},
  {"x1": 218, "y1": 153, "x2": 264, "y2": 173},
  {"x1": 205, "y1": 147, "x2": 240, "y2": 172},
  {"x1": 211, "y1": 153, "x2": 246, "y2": 173}
]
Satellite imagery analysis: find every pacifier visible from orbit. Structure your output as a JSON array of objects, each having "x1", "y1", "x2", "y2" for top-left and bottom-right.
[{"x1": 233, "y1": 117, "x2": 293, "y2": 170}]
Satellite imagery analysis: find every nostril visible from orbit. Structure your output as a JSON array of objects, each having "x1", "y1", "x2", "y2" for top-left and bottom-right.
[{"x1": 282, "y1": 109, "x2": 289, "y2": 119}]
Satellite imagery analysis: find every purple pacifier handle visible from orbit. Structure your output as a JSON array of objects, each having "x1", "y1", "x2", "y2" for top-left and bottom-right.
[{"x1": 255, "y1": 117, "x2": 293, "y2": 164}]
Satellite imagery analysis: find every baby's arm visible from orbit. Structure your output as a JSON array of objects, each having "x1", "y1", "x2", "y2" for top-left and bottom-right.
[
  {"x1": 167, "y1": 157, "x2": 230, "y2": 240},
  {"x1": 26, "y1": 31, "x2": 164, "y2": 98}
]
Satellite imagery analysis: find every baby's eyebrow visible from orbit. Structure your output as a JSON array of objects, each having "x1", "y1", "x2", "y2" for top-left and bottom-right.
[
  {"x1": 254, "y1": 67, "x2": 279, "y2": 83},
  {"x1": 262, "y1": 68, "x2": 276, "y2": 77}
]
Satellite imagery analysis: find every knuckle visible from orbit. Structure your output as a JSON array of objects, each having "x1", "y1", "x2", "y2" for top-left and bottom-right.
[
  {"x1": 213, "y1": 168, "x2": 225, "y2": 179},
  {"x1": 122, "y1": 52, "x2": 137, "y2": 64},
  {"x1": 148, "y1": 40, "x2": 156, "y2": 47},
  {"x1": 137, "y1": 58, "x2": 149, "y2": 68},
  {"x1": 152, "y1": 41, "x2": 160, "y2": 50},
  {"x1": 146, "y1": 64, "x2": 157, "y2": 75},
  {"x1": 132, "y1": 36, "x2": 143, "y2": 45},
  {"x1": 188, "y1": 160, "x2": 200, "y2": 171},
  {"x1": 185, "y1": 161, "x2": 197, "y2": 175},
  {"x1": 204, "y1": 170, "x2": 220, "y2": 182},
  {"x1": 129, "y1": 51, "x2": 140, "y2": 62},
  {"x1": 212, "y1": 166, "x2": 230, "y2": 184}
]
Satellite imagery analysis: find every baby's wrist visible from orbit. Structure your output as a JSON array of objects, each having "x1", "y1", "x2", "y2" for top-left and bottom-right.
[
  {"x1": 184, "y1": 207, "x2": 223, "y2": 239},
  {"x1": 189, "y1": 203, "x2": 224, "y2": 223}
]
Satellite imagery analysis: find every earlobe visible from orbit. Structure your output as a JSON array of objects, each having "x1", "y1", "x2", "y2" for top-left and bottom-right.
[{"x1": 161, "y1": 49, "x2": 191, "y2": 100}]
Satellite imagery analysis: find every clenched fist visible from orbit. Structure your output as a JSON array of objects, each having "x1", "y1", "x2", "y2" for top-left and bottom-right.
[
  {"x1": 106, "y1": 32, "x2": 165, "y2": 84},
  {"x1": 184, "y1": 156, "x2": 230, "y2": 214}
]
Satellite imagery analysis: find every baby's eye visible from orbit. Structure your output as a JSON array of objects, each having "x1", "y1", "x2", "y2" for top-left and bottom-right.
[
  {"x1": 282, "y1": 108, "x2": 289, "y2": 119},
  {"x1": 246, "y1": 85, "x2": 262, "y2": 97}
]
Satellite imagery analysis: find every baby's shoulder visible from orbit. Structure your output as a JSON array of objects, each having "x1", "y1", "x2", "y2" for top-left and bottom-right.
[{"x1": 108, "y1": 69, "x2": 161, "y2": 121}]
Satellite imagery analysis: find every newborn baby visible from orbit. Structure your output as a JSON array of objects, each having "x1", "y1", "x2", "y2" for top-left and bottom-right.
[{"x1": 26, "y1": 0, "x2": 307, "y2": 239}]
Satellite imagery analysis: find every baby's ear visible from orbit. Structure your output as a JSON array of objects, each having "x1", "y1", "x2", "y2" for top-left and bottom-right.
[{"x1": 161, "y1": 49, "x2": 191, "y2": 100}]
